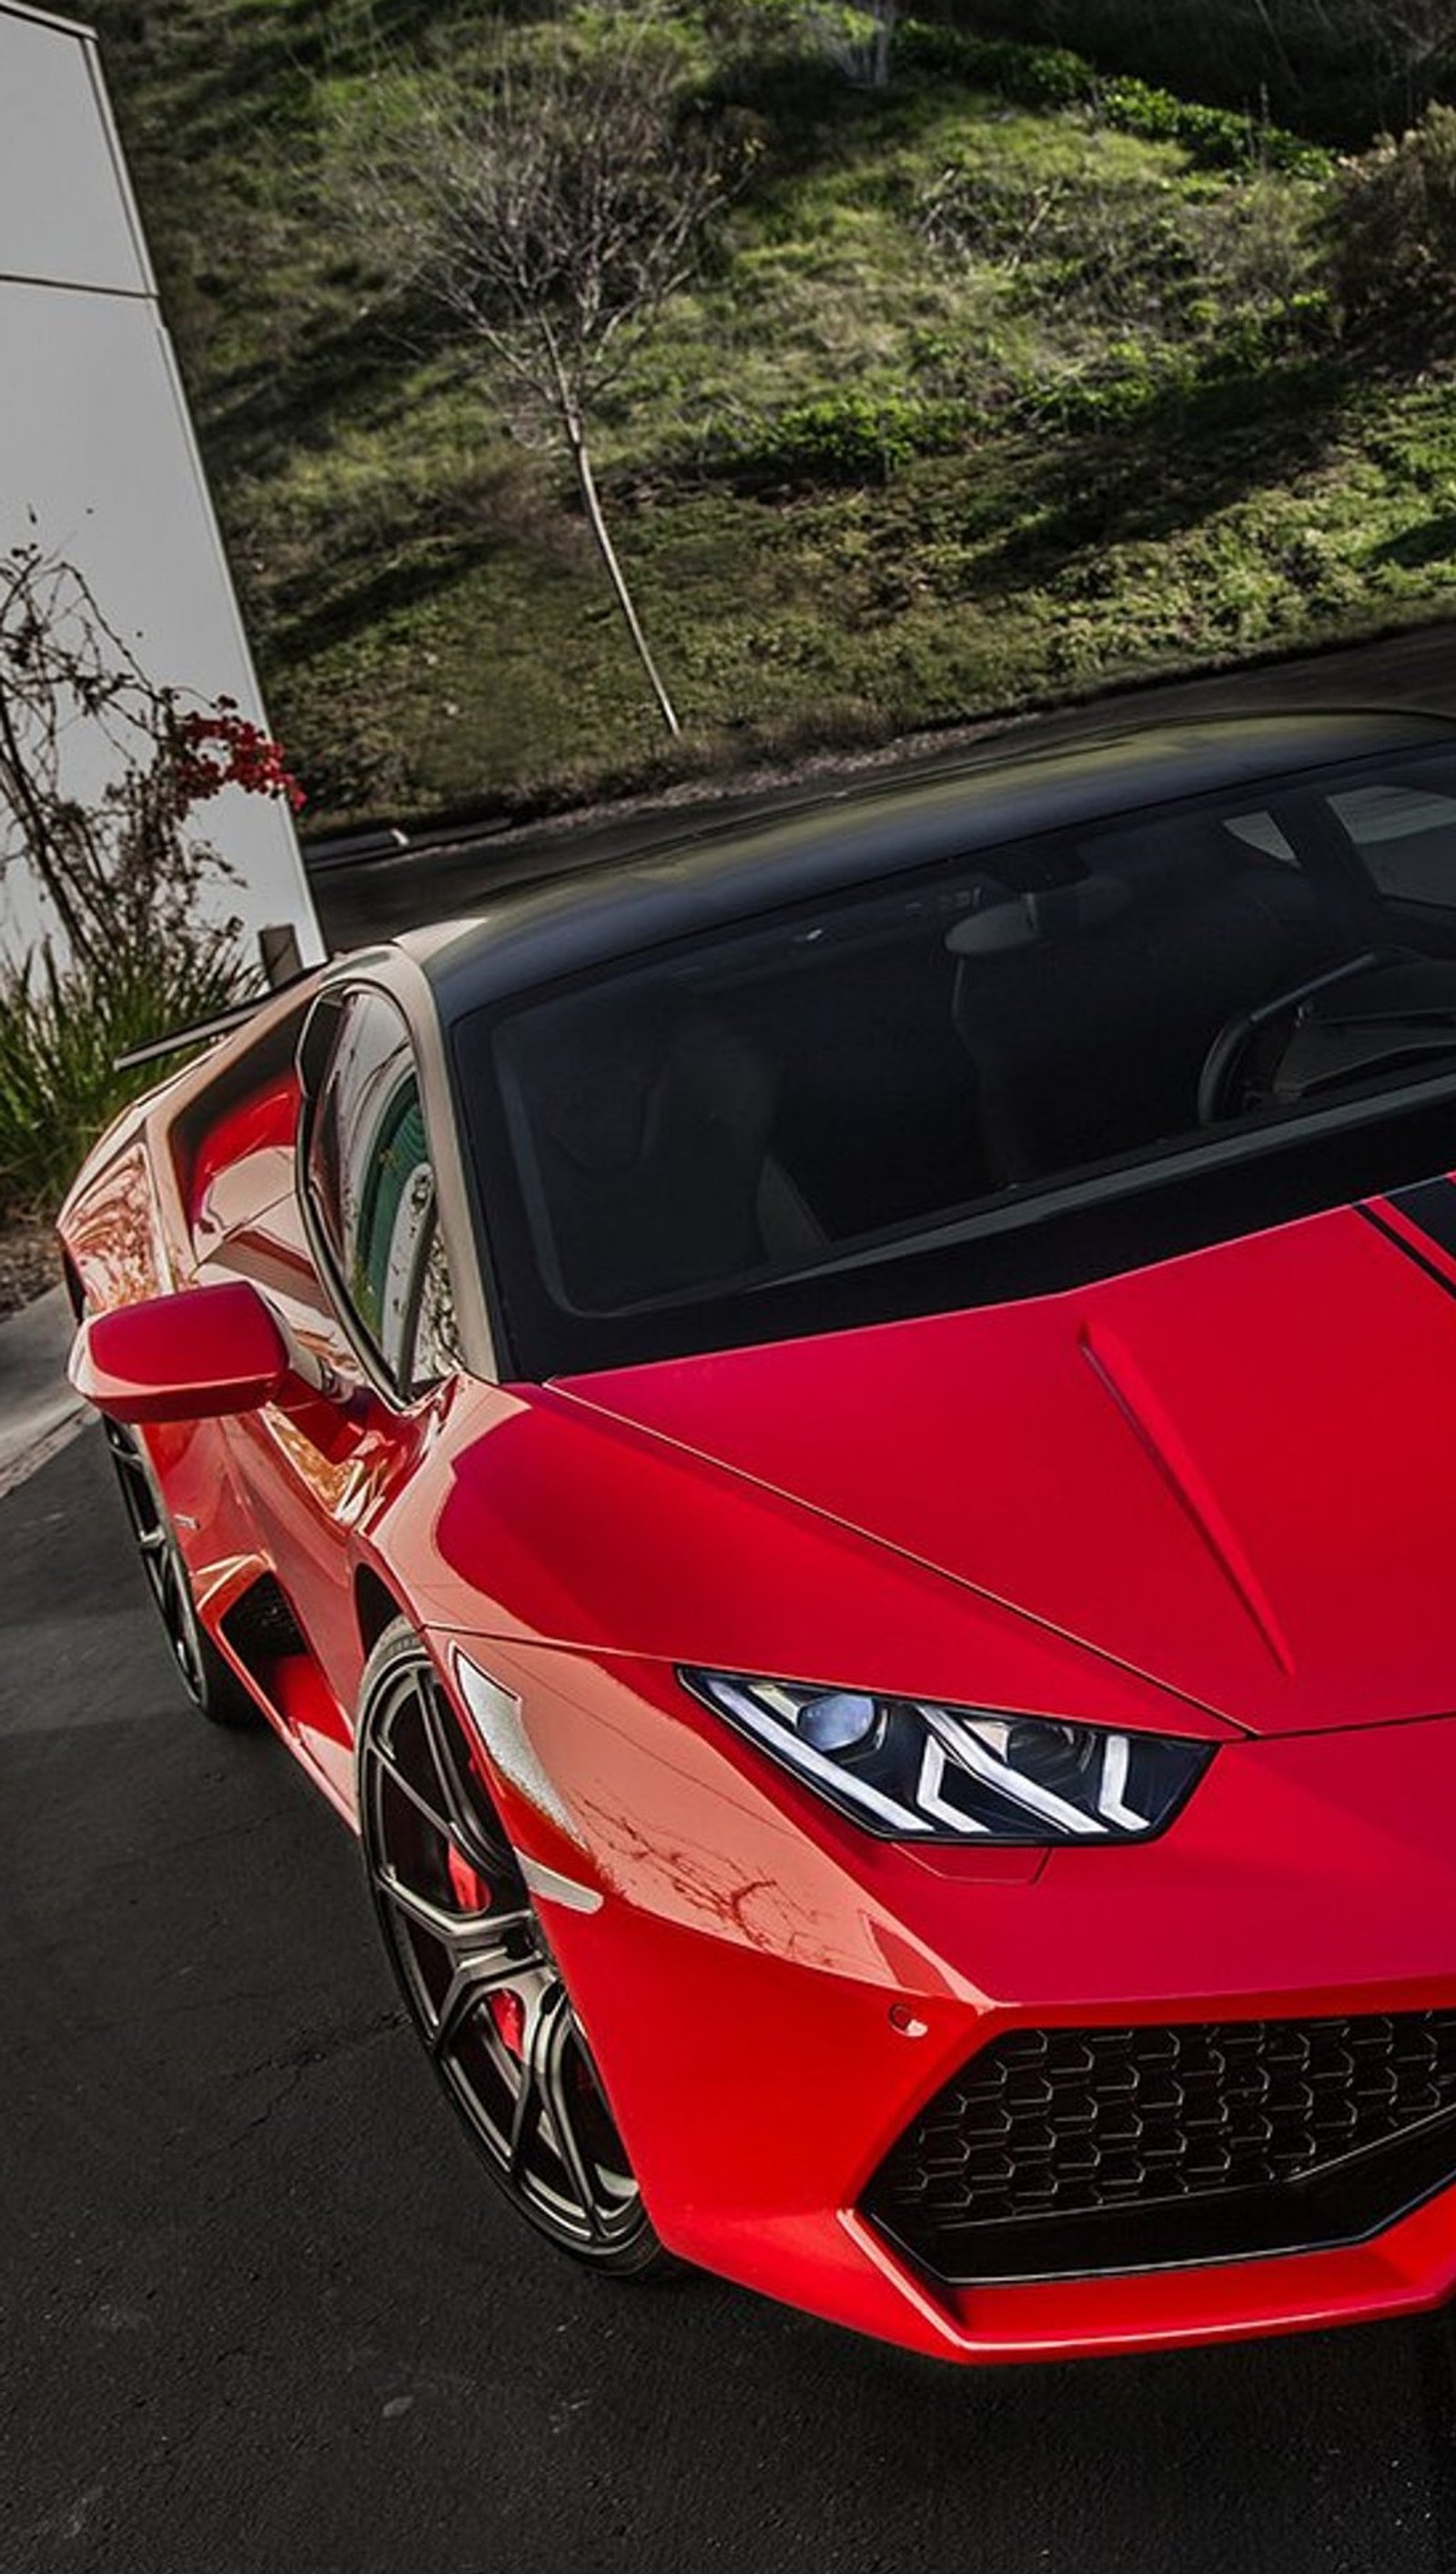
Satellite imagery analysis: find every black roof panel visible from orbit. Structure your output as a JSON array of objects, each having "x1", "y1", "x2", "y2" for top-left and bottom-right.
[{"x1": 408, "y1": 712, "x2": 1456, "y2": 1022}]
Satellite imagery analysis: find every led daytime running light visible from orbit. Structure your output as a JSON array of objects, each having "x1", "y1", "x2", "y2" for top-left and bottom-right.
[{"x1": 681, "y1": 1670, "x2": 1211, "y2": 1846}]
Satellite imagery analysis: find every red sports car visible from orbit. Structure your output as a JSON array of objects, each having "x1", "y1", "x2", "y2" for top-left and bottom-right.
[{"x1": 60, "y1": 713, "x2": 1456, "y2": 2363}]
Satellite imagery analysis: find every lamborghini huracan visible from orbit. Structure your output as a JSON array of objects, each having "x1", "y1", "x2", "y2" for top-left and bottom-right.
[{"x1": 59, "y1": 712, "x2": 1456, "y2": 2362}]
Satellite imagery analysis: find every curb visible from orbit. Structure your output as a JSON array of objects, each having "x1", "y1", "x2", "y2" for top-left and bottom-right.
[{"x1": 0, "y1": 1283, "x2": 88, "y2": 1501}]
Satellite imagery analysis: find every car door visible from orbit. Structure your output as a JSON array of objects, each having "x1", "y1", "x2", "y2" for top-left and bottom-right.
[{"x1": 220, "y1": 982, "x2": 460, "y2": 1803}]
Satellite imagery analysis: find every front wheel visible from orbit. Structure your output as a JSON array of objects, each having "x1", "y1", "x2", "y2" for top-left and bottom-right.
[{"x1": 357, "y1": 1620, "x2": 667, "y2": 2277}]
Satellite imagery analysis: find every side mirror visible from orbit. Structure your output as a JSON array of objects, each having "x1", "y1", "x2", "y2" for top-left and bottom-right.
[{"x1": 70, "y1": 1280, "x2": 292, "y2": 1424}]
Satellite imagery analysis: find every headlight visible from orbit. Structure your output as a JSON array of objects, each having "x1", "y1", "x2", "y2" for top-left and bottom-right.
[{"x1": 680, "y1": 1670, "x2": 1211, "y2": 1845}]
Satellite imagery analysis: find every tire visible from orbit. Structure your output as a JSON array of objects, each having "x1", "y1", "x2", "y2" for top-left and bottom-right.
[
  {"x1": 102, "y1": 1417, "x2": 258, "y2": 1728},
  {"x1": 357, "y1": 1618, "x2": 668, "y2": 2278}
]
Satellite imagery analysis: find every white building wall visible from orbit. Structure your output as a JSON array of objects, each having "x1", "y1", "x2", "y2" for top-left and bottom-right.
[{"x1": 0, "y1": 1, "x2": 323, "y2": 973}]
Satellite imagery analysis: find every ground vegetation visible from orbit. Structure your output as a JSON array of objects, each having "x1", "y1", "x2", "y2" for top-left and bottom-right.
[{"x1": 71, "y1": 1, "x2": 1456, "y2": 829}]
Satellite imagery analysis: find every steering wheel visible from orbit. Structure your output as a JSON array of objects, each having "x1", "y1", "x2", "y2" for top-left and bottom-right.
[{"x1": 1196, "y1": 951, "x2": 1385, "y2": 1128}]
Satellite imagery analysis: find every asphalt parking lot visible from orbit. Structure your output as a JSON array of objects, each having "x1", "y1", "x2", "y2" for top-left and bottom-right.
[{"x1": 7, "y1": 1424, "x2": 1456, "y2": 2574}]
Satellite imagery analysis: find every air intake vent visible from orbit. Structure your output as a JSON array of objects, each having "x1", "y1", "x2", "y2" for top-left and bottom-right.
[
  {"x1": 864, "y1": 2012, "x2": 1456, "y2": 2283},
  {"x1": 222, "y1": 1575, "x2": 307, "y2": 1665}
]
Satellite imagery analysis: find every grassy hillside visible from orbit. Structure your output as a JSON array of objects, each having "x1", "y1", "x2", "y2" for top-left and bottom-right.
[
  {"x1": 86, "y1": 2, "x2": 1456, "y2": 829},
  {"x1": 931, "y1": 0, "x2": 1456, "y2": 144}
]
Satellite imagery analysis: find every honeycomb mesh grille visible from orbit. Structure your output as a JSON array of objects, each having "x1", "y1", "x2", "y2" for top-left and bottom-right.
[
  {"x1": 222, "y1": 1574, "x2": 306, "y2": 1663},
  {"x1": 864, "y1": 2012, "x2": 1456, "y2": 2283}
]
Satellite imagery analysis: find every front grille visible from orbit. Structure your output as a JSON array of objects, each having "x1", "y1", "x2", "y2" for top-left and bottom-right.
[{"x1": 864, "y1": 2012, "x2": 1456, "y2": 2284}]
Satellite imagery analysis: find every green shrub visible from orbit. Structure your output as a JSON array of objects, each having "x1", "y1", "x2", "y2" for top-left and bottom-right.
[
  {"x1": 1098, "y1": 76, "x2": 1329, "y2": 178},
  {"x1": 1006, "y1": 340, "x2": 1192, "y2": 432},
  {"x1": 915, "y1": 2, "x2": 1456, "y2": 148},
  {"x1": 899, "y1": 24, "x2": 1089, "y2": 108},
  {"x1": 1330, "y1": 105, "x2": 1456, "y2": 356},
  {"x1": 723, "y1": 386, "x2": 961, "y2": 481},
  {"x1": 898, "y1": 21, "x2": 1331, "y2": 178},
  {"x1": 0, "y1": 935, "x2": 245, "y2": 1218}
]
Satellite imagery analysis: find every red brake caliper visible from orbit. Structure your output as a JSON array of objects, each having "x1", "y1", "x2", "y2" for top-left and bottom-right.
[
  {"x1": 446, "y1": 1845, "x2": 525, "y2": 2059},
  {"x1": 447, "y1": 1844, "x2": 490, "y2": 1913},
  {"x1": 489, "y1": 1991, "x2": 526, "y2": 2059}
]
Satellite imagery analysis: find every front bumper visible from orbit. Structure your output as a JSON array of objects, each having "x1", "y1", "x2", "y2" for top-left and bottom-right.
[{"x1": 440, "y1": 1638, "x2": 1456, "y2": 2363}]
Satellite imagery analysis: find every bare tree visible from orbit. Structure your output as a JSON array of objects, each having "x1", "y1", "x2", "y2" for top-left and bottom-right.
[
  {"x1": 331, "y1": 20, "x2": 741, "y2": 737},
  {"x1": 814, "y1": 3, "x2": 900, "y2": 91}
]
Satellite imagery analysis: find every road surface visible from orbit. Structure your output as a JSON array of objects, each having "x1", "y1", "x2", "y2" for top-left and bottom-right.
[{"x1": 5, "y1": 1428, "x2": 1456, "y2": 2574}]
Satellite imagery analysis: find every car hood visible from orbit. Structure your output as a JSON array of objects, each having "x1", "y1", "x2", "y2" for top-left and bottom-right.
[{"x1": 555, "y1": 1191, "x2": 1456, "y2": 1738}]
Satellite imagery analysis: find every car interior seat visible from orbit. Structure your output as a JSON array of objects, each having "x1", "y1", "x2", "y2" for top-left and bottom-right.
[{"x1": 512, "y1": 995, "x2": 824, "y2": 1312}]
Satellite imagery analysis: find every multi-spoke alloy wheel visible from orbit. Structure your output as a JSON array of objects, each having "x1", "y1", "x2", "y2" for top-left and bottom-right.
[
  {"x1": 358, "y1": 1621, "x2": 666, "y2": 2275},
  {"x1": 103, "y1": 1419, "x2": 255, "y2": 1726}
]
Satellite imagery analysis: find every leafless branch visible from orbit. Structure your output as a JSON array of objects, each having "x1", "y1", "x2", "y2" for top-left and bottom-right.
[
  {"x1": 327, "y1": 15, "x2": 745, "y2": 733},
  {"x1": 0, "y1": 542, "x2": 256, "y2": 966}
]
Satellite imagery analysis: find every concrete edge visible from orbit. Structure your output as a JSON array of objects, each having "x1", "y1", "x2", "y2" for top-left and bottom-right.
[{"x1": 0, "y1": 1282, "x2": 88, "y2": 1500}]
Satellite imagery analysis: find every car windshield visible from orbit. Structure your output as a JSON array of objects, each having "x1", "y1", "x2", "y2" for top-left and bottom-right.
[{"x1": 453, "y1": 745, "x2": 1456, "y2": 1378}]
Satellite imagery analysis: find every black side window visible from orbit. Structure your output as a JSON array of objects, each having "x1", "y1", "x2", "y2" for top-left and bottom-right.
[{"x1": 305, "y1": 990, "x2": 459, "y2": 1394}]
